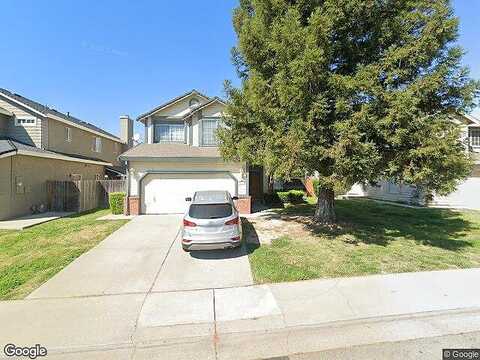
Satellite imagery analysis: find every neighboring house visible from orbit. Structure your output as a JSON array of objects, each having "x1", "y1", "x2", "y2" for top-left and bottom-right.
[
  {"x1": 0, "y1": 88, "x2": 133, "y2": 220},
  {"x1": 119, "y1": 90, "x2": 267, "y2": 215},
  {"x1": 347, "y1": 113, "x2": 480, "y2": 209}
]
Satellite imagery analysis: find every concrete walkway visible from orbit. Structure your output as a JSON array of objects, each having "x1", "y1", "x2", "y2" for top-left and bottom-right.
[
  {"x1": 1, "y1": 268, "x2": 480, "y2": 359},
  {"x1": 0, "y1": 212, "x2": 74, "y2": 230}
]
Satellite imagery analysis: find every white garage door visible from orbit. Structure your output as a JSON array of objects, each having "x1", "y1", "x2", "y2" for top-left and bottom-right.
[
  {"x1": 434, "y1": 177, "x2": 480, "y2": 210},
  {"x1": 141, "y1": 173, "x2": 237, "y2": 214}
]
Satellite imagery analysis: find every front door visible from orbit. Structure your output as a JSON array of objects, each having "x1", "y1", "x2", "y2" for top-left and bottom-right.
[{"x1": 249, "y1": 166, "x2": 263, "y2": 200}]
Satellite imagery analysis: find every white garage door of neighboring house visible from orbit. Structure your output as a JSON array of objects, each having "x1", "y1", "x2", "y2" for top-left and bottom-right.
[
  {"x1": 434, "y1": 177, "x2": 480, "y2": 210},
  {"x1": 141, "y1": 173, "x2": 237, "y2": 214}
]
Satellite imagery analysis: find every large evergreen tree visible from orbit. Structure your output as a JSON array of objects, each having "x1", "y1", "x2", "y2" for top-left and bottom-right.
[{"x1": 218, "y1": 0, "x2": 479, "y2": 223}]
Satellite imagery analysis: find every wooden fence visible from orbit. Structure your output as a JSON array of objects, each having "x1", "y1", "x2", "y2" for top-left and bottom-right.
[
  {"x1": 47, "y1": 180, "x2": 126, "y2": 213},
  {"x1": 97, "y1": 180, "x2": 127, "y2": 208}
]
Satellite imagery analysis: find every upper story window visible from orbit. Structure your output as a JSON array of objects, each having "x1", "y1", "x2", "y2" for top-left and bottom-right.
[
  {"x1": 202, "y1": 119, "x2": 219, "y2": 146},
  {"x1": 65, "y1": 127, "x2": 72, "y2": 142},
  {"x1": 189, "y1": 98, "x2": 200, "y2": 108},
  {"x1": 92, "y1": 137, "x2": 102, "y2": 153},
  {"x1": 154, "y1": 123, "x2": 185, "y2": 142},
  {"x1": 15, "y1": 116, "x2": 36, "y2": 127},
  {"x1": 469, "y1": 127, "x2": 480, "y2": 148}
]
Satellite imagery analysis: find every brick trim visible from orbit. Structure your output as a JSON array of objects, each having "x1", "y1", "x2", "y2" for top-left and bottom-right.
[
  {"x1": 235, "y1": 196, "x2": 252, "y2": 214},
  {"x1": 125, "y1": 196, "x2": 140, "y2": 216}
]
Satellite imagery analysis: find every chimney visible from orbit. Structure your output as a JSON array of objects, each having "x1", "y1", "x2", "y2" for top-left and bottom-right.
[{"x1": 120, "y1": 115, "x2": 133, "y2": 148}]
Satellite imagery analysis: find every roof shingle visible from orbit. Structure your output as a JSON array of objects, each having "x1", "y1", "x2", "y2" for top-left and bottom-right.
[
  {"x1": 119, "y1": 143, "x2": 221, "y2": 160},
  {"x1": 0, "y1": 88, "x2": 121, "y2": 141}
]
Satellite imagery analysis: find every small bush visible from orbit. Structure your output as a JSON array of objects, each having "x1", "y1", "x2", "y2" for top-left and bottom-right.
[
  {"x1": 277, "y1": 190, "x2": 305, "y2": 205},
  {"x1": 288, "y1": 190, "x2": 306, "y2": 204},
  {"x1": 277, "y1": 191, "x2": 290, "y2": 204},
  {"x1": 109, "y1": 192, "x2": 125, "y2": 215}
]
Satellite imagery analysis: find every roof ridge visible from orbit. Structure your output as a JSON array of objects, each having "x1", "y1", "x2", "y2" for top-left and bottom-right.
[{"x1": 136, "y1": 89, "x2": 211, "y2": 121}]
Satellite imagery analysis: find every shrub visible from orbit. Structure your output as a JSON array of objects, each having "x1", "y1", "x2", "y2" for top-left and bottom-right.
[
  {"x1": 277, "y1": 190, "x2": 305, "y2": 205},
  {"x1": 277, "y1": 191, "x2": 290, "y2": 204},
  {"x1": 288, "y1": 190, "x2": 306, "y2": 204},
  {"x1": 109, "y1": 192, "x2": 125, "y2": 215}
]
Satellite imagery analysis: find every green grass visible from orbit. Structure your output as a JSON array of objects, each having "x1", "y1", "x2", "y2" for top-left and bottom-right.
[
  {"x1": 0, "y1": 209, "x2": 128, "y2": 300},
  {"x1": 246, "y1": 199, "x2": 480, "y2": 283}
]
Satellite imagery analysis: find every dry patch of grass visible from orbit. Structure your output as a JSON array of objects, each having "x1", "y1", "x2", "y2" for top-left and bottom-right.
[
  {"x1": 0, "y1": 209, "x2": 128, "y2": 300},
  {"x1": 246, "y1": 199, "x2": 480, "y2": 283}
]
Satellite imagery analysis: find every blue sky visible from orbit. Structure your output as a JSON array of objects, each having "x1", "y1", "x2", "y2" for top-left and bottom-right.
[{"x1": 1, "y1": 0, "x2": 478, "y2": 139}]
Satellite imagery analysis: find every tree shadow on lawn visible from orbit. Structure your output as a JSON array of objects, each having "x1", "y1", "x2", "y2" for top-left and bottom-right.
[
  {"x1": 189, "y1": 218, "x2": 261, "y2": 260},
  {"x1": 263, "y1": 199, "x2": 474, "y2": 251}
]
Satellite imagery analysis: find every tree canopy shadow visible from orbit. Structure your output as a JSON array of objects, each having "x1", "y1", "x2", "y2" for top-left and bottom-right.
[{"x1": 257, "y1": 199, "x2": 475, "y2": 251}]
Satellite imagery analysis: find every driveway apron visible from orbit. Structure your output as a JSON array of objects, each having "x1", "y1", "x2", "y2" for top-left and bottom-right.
[{"x1": 153, "y1": 236, "x2": 254, "y2": 292}]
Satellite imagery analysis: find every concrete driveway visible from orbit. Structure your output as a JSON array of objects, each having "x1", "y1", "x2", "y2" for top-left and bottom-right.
[{"x1": 28, "y1": 215, "x2": 253, "y2": 299}]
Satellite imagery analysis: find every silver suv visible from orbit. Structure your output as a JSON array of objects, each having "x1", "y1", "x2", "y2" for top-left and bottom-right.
[{"x1": 182, "y1": 190, "x2": 242, "y2": 251}]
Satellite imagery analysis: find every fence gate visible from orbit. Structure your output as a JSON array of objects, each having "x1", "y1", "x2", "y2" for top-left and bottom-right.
[
  {"x1": 46, "y1": 180, "x2": 126, "y2": 213},
  {"x1": 46, "y1": 181, "x2": 79, "y2": 212}
]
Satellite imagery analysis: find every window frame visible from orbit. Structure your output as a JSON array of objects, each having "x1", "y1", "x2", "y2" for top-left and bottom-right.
[
  {"x1": 154, "y1": 123, "x2": 185, "y2": 143},
  {"x1": 65, "y1": 127, "x2": 72, "y2": 142},
  {"x1": 92, "y1": 137, "x2": 102, "y2": 153},
  {"x1": 15, "y1": 116, "x2": 37, "y2": 127},
  {"x1": 469, "y1": 127, "x2": 480, "y2": 148},
  {"x1": 201, "y1": 118, "x2": 220, "y2": 146}
]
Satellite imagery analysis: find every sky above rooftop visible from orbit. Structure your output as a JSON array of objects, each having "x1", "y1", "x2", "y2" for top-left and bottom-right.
[{"x1": 1, "y1": 0, "x2": 478, "y2": 139}]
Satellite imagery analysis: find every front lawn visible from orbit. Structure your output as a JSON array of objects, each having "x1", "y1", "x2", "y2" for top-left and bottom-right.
[
  {"x1": 246, "y1": 199, "x2": 480, "y2": 283},
  {"x1": 0, "y1": 209, "x2": 128, "y2": 300}
]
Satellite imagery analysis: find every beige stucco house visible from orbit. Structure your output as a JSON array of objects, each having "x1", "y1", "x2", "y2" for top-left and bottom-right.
[
  {"x1": 0, "y1": 88, "x2": 133, "y2": 220},
  {"x1": 120, "y1": 90, "x2": 266, "y2": 215}
]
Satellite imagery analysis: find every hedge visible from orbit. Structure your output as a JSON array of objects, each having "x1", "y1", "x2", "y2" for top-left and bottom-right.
[
  {"x1": 109, "y1": 192, "x2": 126, "y2": 215},
  {"x1": 276, "y1": 190, "x2": 305, "y2": 205}
]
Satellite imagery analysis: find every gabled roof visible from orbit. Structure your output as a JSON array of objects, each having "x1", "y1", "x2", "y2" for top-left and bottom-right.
[
  {"x1": 182, "y1": 97, "x2": 227, "y2": 120},
  {"x1": 136, "y1": 89, "x2": 210, "y2": 122},
  {"x1": 0, "y1": 137, "x2": 111, "y2": 165},
  {"x1": 0, "y1": 88, "x2": 121, "y2": 142},
  {"x1": 0, "y1": 106, "x2": 13, "y2": 116},
  {"x1": 462, "y1": 113, "x2": 480, "y2": 126}
]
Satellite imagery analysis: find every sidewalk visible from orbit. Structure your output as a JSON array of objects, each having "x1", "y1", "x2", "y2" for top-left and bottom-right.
[{"x1": 1, "y1": 268, "x2": 480, "y2": 359}]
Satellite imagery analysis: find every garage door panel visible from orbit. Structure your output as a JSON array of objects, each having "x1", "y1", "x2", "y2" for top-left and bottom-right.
[
  {"x1": 141, "y1": 173, "x2": 237, "y2": 214},
  {"x1": 435, "y1": 177, "x2": 480, "y2": 210}
]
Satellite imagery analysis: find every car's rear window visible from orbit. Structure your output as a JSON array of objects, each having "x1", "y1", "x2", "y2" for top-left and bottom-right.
[{"x1": 189, "y1": 203, "x2": 233, "y2": 219}]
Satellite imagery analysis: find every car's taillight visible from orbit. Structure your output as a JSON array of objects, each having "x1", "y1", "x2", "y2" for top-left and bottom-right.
[
  {"x1": 231, "y1": 236, "x2": 241, "y2": 241},
  {"x1": 183, "y1": 219, "x2": 197, "y2": 227},
  {"x1": 225, "y1": 217, "x2": 239, "y2": 226}
]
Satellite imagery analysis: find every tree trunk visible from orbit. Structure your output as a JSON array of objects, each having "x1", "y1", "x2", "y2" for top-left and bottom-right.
[
  {"x1": 314, "y1": 188, "x2": 336, "y2": 224},
  {"x1": 267, "y1": 175, "x2": 274, "y2": 194}
]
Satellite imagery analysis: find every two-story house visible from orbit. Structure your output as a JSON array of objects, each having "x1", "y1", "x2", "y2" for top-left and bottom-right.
[
  {"x1": 347, "y1": 113, "x2": 480, "y2": 209},
  {"x1": 0, "y1": 88, "x2": 133, "y2": 220},
  {"x1": 119, "y1": 90, "x2": 264, "y2": 215}
]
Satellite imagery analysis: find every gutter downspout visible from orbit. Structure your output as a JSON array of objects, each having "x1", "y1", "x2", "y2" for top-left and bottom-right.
[{"x1": 125, "y1": 160, "x2": 130, "y2": 215}]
